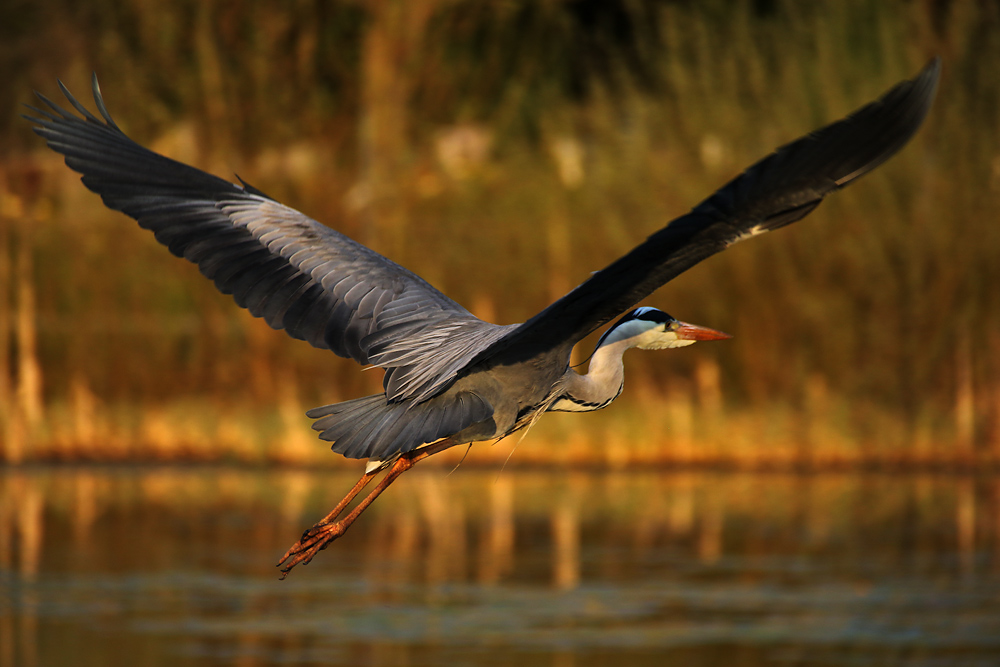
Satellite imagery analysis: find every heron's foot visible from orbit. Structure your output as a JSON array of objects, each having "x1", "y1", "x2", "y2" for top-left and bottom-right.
[
  {"x1": 275, "y1": 445, "x2": 451, "y2": 580},
  {"x1": 276, "y1": 520, "x2": 347, "y2": 579}
]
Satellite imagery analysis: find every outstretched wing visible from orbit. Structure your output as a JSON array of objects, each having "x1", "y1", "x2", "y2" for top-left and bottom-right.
[
  {"x1": 25, "y1": 76, "x2": 513, "y2": 403},
  {"x1": 473, "y1": 58, "x2": 941, "y2": 366}
]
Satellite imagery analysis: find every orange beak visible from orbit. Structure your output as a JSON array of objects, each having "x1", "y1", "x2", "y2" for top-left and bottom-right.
[{"x1": 674, "y1": 321, "x2": 733, "y2": 341}]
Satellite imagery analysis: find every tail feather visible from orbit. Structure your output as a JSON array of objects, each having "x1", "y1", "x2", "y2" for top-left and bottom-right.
[
  {"x1": 347, "y1": 409, "x2": 402, "y2": 459},
  {"x1": 307, "y1": 391, "x2": 493, "y2": 461},
  {"x1": 309, "y1": 395, "x2": 381, "y2": 432}
]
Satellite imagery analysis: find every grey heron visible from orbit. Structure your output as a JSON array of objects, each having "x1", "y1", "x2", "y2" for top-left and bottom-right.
[{"x1": 25, "y1": 59, "x2": 940, "y2": 577}]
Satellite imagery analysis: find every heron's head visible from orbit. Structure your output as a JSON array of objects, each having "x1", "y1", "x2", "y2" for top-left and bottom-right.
[{"x1": 597, "y1": 307, "x2": 732, "y2": 351}]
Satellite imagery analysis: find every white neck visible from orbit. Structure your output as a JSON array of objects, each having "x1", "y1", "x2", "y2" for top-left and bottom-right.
[
  {"x1": 548, "y1": 317, "x2": 696, "y2": 413},
  {"x1": 549, "y1": 338, "x2": 631, "y2": 413}
]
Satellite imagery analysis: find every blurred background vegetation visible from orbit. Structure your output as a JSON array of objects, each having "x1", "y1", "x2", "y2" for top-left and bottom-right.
[{"x1": 0, "y1": 0, "x2": 997, "y2": 467}]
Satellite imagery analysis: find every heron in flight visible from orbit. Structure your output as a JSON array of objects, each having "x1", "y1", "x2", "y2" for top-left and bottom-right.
[{"x1": 26, "y1": 59, "x2": 940, "y2": 577}]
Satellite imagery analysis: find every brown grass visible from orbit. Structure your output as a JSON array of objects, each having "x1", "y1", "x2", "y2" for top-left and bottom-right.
[{"x1": 2, "y1": 0, "x2": 999, "y2": 467}]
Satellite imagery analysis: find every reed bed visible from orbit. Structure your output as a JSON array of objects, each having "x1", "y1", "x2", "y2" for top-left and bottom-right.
[{"x1": 1, "y1": 0, "x2": 998, "y2": 467}]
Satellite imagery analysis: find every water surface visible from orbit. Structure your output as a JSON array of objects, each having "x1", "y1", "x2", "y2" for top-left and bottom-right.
[{"x1": 2, "y1": 466, "x2": 999, "y2": 666}]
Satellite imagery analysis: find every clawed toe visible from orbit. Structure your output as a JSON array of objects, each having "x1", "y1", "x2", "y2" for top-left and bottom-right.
[
  {"x1": 277, "y1": 522, "x2": 346, "y2": 578},
  {"x1": 276, "y1": 450, "x2": 442, "y2": 579}
]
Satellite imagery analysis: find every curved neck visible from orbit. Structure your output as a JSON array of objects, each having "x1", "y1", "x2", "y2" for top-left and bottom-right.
[{"x1": 550, "y1": 338, "x2": 631, "y2": 412}]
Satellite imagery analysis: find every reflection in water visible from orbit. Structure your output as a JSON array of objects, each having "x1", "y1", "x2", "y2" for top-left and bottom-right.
[
  {"x1": 552, "y1": 493, "x2": 579, "y2": 590},
  {"x1": 1, "y1": 466, "x2": 1000, "y2": 666},
  {"x1": 957, "y1": 478, "x2": 976, "y2": 578},
  {"x1": 1, "y1": 475, "x2": 43, "y2": 667},
  {"x1": 479, "y1": 476, "x2": 514, "y2": 586}
]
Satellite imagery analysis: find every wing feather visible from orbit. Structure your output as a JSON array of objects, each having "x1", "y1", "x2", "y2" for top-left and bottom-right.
[
  {"x1": 26, "y1": 61, "x2": 940, "y2": 407},
  {"x1": 25, "y1": 75, "x2": 509, "y2": 403},
  {"x1": 471, "y1": 58, "x2": 941, "y2": 366}
]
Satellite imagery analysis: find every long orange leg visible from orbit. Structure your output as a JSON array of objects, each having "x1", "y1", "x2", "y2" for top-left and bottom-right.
[
  {"x1": 297, "y1": 468, "x2": 378, "y2": 532},
  {"x1": 277, "y1": 439, "x2": 455, "y2": 579}
]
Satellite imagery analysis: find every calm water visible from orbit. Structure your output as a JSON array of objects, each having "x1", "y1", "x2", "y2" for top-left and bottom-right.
[{"x1": 1, "y1": 466, "x2": 999, "y2": 666}]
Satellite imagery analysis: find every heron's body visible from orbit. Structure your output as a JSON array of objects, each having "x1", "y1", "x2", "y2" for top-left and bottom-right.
[{"x1": 25, "y1": 59, "x2": 941, "y2": 577}]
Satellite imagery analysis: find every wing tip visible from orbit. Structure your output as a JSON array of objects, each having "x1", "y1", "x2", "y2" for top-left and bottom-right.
[
  {"x1": 832, "y1": 55, "x2": 942, "y2": 187},
  {"x1": 23, "y1": 72, "x2": 124, "y2": 138}
]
